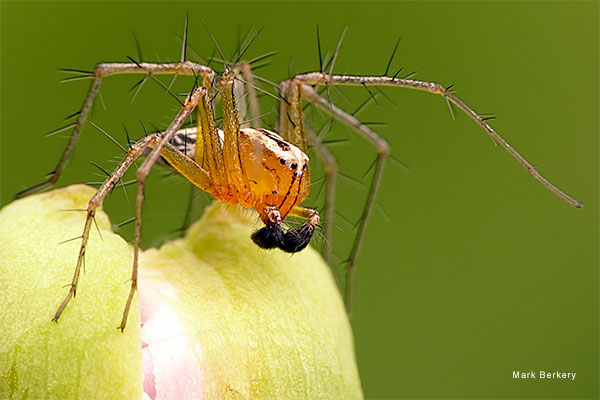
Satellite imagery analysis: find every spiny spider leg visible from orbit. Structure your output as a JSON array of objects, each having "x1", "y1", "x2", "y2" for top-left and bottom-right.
[
  {"x1": 294, "y1": 72, "x2": 583, "y2": 209},
  {"x1": 16, "y1": 61, "x2": 213, "y2": 199},
  {"x1": 120, "y1": 87, "x2": 207, "y2": 331},
  {"x1": 51, "y1": 133, "x2": 154, "y2": 325},
  {"x1": 300, "y1": 84, "x2": 389, "y2": 312},
  {"x1": 52, "y1": 88, "x2": 206, "y2": 331},
  {"x1": 284, "y1": 72, "x2": 583, "y2": 312},
  {"x1": 240, "y1": 63, "x2": 262, "y2": 129},
  {"x1": 305, "y1": 128, "x2": 338, "y2": 270}
]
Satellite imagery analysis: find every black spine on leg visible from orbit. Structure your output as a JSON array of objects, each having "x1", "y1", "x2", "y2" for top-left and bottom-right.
[
  {"x1": 279, "y1": 221, "x2": 315, "y2": 253},
  {"x1": 251, "y1": 222, "x2": 284, "y2": 249}
]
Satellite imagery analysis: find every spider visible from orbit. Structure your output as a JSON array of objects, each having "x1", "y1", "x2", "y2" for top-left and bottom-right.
[{"x1": 18, "y1": 24, "x2": 582, "y2": 331}]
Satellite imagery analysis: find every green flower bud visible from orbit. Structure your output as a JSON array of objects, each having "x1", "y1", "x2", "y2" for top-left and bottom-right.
[{"x1": 0, "y1": 185, "x2": 362, "y2": 399}]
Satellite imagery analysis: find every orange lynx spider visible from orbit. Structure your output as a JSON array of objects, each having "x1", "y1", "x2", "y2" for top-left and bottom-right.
[{"x1": 17, "y1": 24, "x2": 582, "y2": 331}]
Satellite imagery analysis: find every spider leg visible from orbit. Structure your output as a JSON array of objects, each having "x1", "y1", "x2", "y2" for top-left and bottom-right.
[
  {"x1": 305, "y1": 128, "x2": 338, "y2": 268},
  {"x1": 278, "y1": 80, "x2": 312, "y2": 217},
  {"x1": 233, "y1": 72, "x2": 248, "y2": 124},
  {"x1": 220, "y1": 73, "x2": 252, "y2": 206},
  {"x1": 52, "y1": 133, "x2": 157, "y2": 325},
  {"x1": 196, "y1": 75, "x2": 234, "y2": 204},
  {"x1": 192, "y1": 64, "x2": 262, "y2": 209},
  {"x1": 239, "y1": 63, "x2": 262, "y2": 129},
  {"x1": 299, "y1": 84, "x2": 389, "y2": 313},
  {"x1": 278, "y1": 80, "x2": 308, "y2": 155},
  {"x1": 119, "y1": 87, "x2": 204, "y2": 331},
  {"x1": 17, "y1": 61, "x2": 214, "y2": 199},
  {"x1": 52, "y1": 88, "x2": 206, "y2": 330},
  {"x1": 293, "y1": 72, "x2": 583, "y2": 209}
]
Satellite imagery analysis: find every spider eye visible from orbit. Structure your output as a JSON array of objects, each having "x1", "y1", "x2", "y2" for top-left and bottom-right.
[
  {"x1": 302, "y1": 163, "x2": 307, "y2": 169},
  {"x1": 290, "y1": 162, "x2": 298, "y2": 170},
  {"x1": 279, "y1": 159, "x2": 286, "y2": 165}
]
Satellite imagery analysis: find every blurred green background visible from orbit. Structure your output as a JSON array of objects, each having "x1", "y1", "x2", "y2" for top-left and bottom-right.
[{"x1": 1, "y1": 1, "x2": 597, "y2": 399}]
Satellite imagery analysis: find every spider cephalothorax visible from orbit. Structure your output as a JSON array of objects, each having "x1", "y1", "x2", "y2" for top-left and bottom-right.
[{"x1": 166, "y1": 124, "x2": 318, "y2": 252}]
